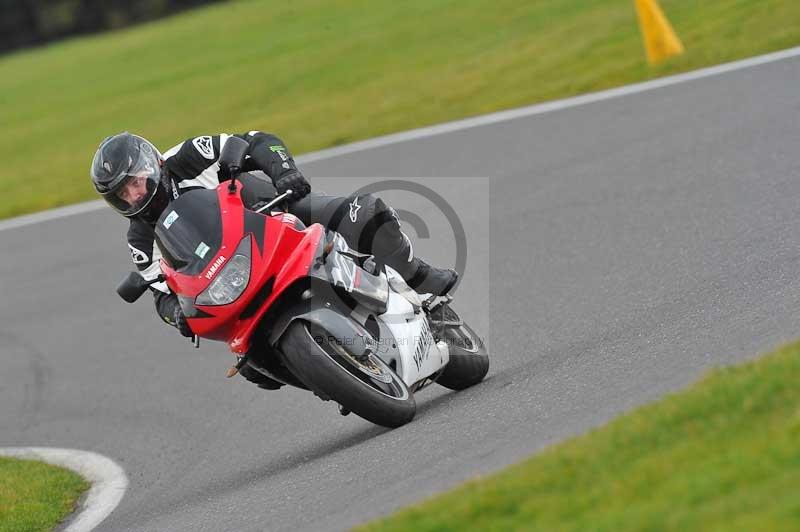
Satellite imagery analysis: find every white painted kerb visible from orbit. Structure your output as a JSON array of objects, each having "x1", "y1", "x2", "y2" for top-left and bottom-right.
[{"x1": 0, "y1": 447, "x2": 128, "y2": 532}]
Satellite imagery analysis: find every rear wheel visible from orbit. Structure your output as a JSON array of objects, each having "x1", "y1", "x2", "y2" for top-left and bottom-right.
[
  {"x1": 280, "y1": 321, "x2": 416, "y2": 428},
  {"x1": 436, "y1": 322, "x2": 489, "y2": 390}
]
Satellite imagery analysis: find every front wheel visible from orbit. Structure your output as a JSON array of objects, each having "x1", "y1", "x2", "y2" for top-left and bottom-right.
[
  {"x1": 280, "y1": 321, "x2": 416, "y2": 428},
  {"x1": 436, "y1": 322, "x2": 489, "y2": 390}
]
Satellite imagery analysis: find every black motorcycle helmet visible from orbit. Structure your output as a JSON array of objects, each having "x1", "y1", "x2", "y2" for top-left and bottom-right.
[{"x1": 90, "y1": 132, "x2": 170, "y2": 221}]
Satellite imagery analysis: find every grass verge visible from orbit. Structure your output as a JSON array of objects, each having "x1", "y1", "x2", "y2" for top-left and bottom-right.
[
  {"x1": 357, "y1": 342, "x2": 800, "y2": 532},
  {"x1": 2, "y1": 0, "x2": 800, "y2": 218},
  {"x1": 0, "y1": 457, "x2": 89, "y2": 532}
]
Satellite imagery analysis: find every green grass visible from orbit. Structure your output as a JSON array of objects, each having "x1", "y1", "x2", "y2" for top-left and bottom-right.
[
  {"x1": 356, "y1": 342, "x2": 800, "y2": 532},
  {"x1": 2, "y1": 0, "x2": 800, "y2": 218},
  {"x1": 0, "y1": 457, "x2": 89, "y2": 532}
]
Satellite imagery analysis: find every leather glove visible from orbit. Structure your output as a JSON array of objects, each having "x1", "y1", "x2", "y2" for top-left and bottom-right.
[
  {"x1": 173, "y1": 306, "x2": 194, "y2": 338},
  {"x1": 274, "y1": 171, "x2": 311, "y2": 203}
]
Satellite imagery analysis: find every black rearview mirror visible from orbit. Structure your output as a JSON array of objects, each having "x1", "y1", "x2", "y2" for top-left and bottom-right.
[
  {"x1": 117, "y1": 272, "x2": 154, "y2": 303},
  {"x1": 219, "y1": 136, "x2": 249, "y2": 175}
]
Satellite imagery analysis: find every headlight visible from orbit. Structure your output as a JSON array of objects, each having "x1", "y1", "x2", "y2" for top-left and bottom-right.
[{"x1": 195, "y1": 235, "x2": 251, "y2": 306}]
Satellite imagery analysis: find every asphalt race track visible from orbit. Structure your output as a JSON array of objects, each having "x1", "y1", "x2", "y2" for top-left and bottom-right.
[{"x1": 3, "y1": 55, "x2": 800, "y2": 531}]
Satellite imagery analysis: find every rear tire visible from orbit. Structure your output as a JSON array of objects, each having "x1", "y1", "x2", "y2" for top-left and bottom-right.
[
  {"x1": 436, "y1": 322, "x2": 489, "y2": 390},
  {"x1": 280, "y1": 321, "x2": 416, "y2": 428}
]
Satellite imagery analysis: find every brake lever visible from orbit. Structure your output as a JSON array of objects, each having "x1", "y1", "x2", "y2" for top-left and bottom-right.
[{"x1": 255, "y1": 189, "x2": 293, "y2": 214}]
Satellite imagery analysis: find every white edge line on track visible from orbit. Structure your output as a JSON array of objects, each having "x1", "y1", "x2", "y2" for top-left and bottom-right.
[
  {"x1": 0, "y1": 447, "x2": 128, "y2": 532},
  {"x1": 2, "y1": 44, "x2": 799, "y2": 234}
]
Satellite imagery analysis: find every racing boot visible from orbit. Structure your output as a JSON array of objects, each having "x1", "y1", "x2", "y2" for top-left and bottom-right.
[
  {"x1": 377, "y1": 233, "x2": 459, "y2": 296},
  {"x1": 404, "y1": 259, "x2": 459, "y2": 296}
]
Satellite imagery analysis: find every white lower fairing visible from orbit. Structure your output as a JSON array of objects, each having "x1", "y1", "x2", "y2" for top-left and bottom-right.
[{"x1": 377, "y1": 290, "x2": 449, "y2": 386}]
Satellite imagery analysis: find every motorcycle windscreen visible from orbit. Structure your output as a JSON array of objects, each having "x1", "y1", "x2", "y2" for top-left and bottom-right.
[{"x1": 154, "y1": 189, "x2": 224, "y2": 277}]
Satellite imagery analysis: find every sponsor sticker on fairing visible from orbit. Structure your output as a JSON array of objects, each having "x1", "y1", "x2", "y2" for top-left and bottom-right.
[
  {"x1": 195, "y1": 242, "x2": 210, "y2": 258},
  {"x1": 163, "y1": 210, "x2": 179, "y2": 229}
]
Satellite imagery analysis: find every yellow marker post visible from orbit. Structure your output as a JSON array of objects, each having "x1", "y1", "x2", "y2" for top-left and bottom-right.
[{"x1": 635, "y1": 0, "x2": 684, "y2": 64}]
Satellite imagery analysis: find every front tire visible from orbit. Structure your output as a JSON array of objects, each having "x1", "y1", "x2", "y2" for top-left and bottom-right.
[
  {"x1": 280, "y1": 321, "x2": 416, "y2": 428},
  {"x1": 436, "y1": 322, "x2": 489, "y2": 390},
  {"x1": 239, "y1": 363, "x2": 284, "y2": 390}
]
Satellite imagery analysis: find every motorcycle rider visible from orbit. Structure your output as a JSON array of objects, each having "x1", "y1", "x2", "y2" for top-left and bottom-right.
[{"x1": 90, "y1": 131, "x2": 459, "y2": 343}]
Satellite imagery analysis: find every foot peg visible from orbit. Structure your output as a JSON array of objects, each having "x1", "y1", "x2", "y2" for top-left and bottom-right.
[
  {"x1": 424, "y1": 297, "x2": 462, "y2": 340},
  {"x1": 225, "y1": 355, "x2": 249, "y2": 378}
]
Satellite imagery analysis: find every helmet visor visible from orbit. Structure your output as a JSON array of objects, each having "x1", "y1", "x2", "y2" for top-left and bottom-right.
[{"x1": 102, "y1": 145, "x2": 161, "y2": 216}]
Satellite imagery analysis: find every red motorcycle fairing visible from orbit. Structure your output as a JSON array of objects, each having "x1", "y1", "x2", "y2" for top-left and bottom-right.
[{"x1": 157, "y1": 182, "x2": 324, "y2": 354}]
